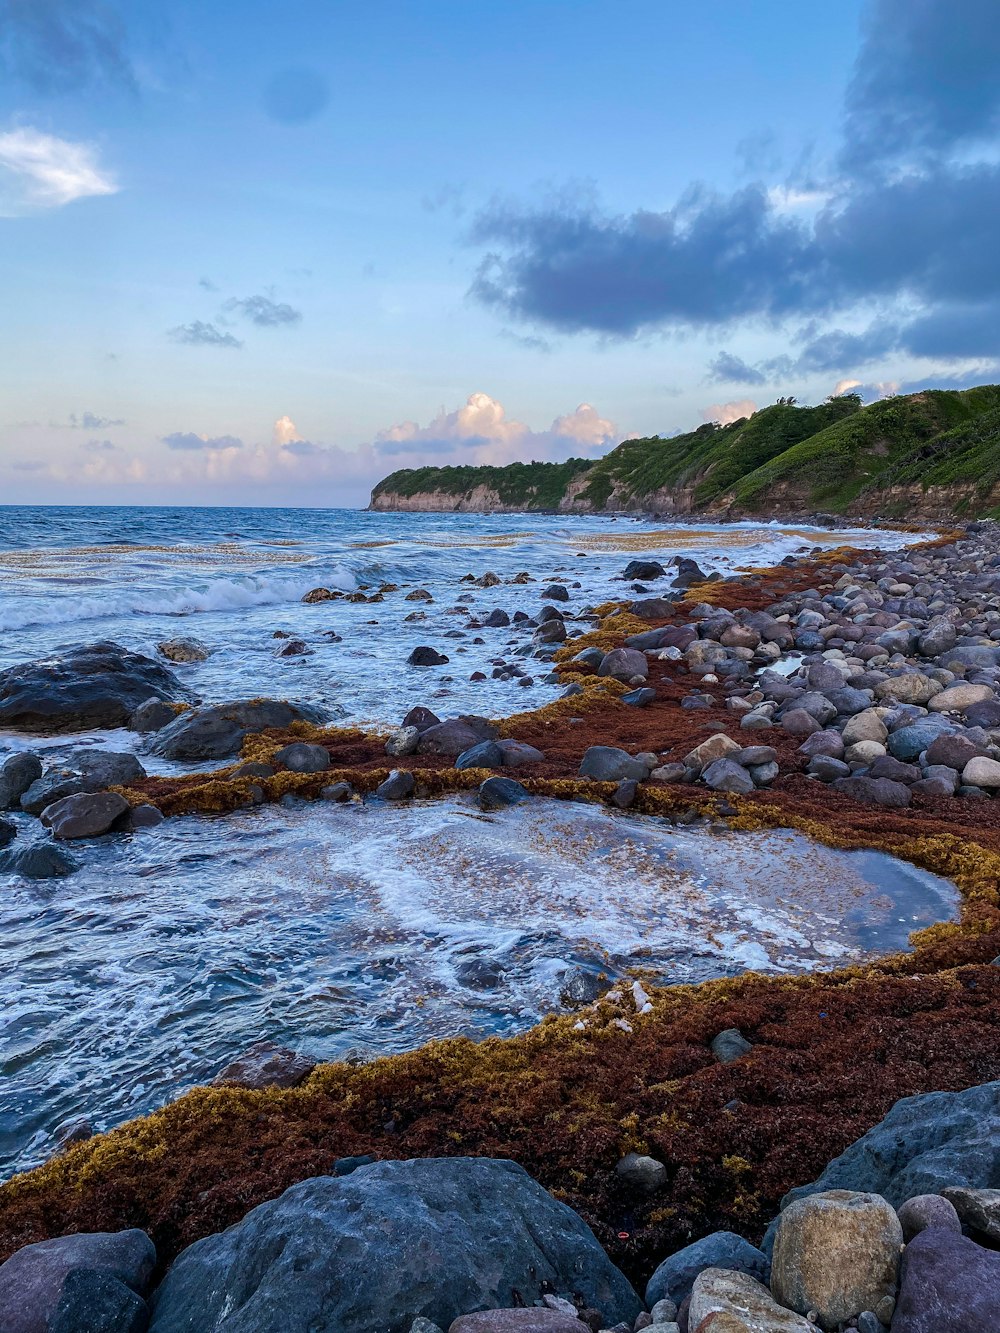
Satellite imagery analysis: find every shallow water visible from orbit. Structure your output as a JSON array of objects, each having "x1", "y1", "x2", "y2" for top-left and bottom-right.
[{"x1": 0, "y1": 796, "x2": 957, "y2": 1177}]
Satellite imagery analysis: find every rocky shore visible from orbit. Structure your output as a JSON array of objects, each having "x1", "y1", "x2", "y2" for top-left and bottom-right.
[{"x1": 3, "y1": 520, "x2": 1000, "y2": 1328}]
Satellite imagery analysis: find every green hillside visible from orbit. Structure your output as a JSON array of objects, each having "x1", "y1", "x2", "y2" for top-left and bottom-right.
[{"x1": 369, "y1": 385, "x2": 1000, "y2": 517}]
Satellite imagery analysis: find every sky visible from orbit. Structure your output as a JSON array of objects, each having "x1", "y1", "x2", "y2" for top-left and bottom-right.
[{"x1": 1, "y1": 0, "x2": 998, "y2": 508}]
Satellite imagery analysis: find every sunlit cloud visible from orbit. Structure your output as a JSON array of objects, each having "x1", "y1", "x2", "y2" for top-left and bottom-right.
[
  {"x1": 701, "y1": 398, "x2": 757, "y2": 426},
  {"x1": 0, "y1": 127, "x2": 118, "y2": 215}
]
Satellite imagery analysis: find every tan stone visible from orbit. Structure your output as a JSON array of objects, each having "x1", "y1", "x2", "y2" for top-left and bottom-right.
[
  {"x1": 842, "y1": 709, "x2": 888, "y2": 744},
  {"x1": 770, "y1": 1190, "x2": 903, "y2": 1330},
  {"x1": 874, "y1": 674, "x2": 942, "y2": 705},
  {"x1": 683, "y1": 733, "x2": 741, "y2": 770},
  {"x1": 844, "y1": 740, "x2": 887, "y2": 764},
  {"x1": 928, "y1": 682, "x2": 995, "y2": 712},
  {"x1": 688, "y1": 1268, "x2": 812, "y2": 1333},
  {"x1": 962, "y1": 755, "x2": 1000, "y2": 788}
]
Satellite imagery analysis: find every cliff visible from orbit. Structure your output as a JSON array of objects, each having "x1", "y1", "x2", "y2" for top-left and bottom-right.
[{"x1": 368, "y1": 385, "x2": 1000, "y2": 520}]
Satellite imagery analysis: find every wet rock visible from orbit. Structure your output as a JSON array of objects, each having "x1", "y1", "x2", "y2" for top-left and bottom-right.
[
  {"x1": 320, "y1": 782, "x2": 354, "y2": 802},
  {"x1": 940, "y1": 1185, "x2": 1000, "y2": 1240},
  {"x1": 150, "y1": 700, "x2": 327, "y2": 760},
  {"x1": 50, "y1": 1269, "x2": 149, "y2": 1332},
  {"x1": 702, "y1": 757, "x2": 754, "y2": 794},
  {"x1": 832, "y1": 775, "x2": 911, "y2": 807},
  {"x1": 71, "y1": 750, "x2": 147, "y2": 789},
  {"x1": 482, "y1": 609, "x2": 511, "y2": 627},
  {"x1": 403, "y1": 706, "x2": 442, "y2": 732},
  {"x1": 578, "y1": 747, "x2": 648, "y2": 782},
  {"x1": 711, "y1": 1029, "x2": 752, "y2": 1063},
  {"x1": 611, "y1": 778, "x2": 638, "y2": 808},
  {"x1": 377, "y1": 770, "x2": 415, "y2": 800},
  {"x1": 52, "y1": 1116, "x2": 95, "y2": 1151},
  {"x1": 408, "y1": 646, "x2": 450, "y2": 666},
  {"x1": 645, "y1": 1233, "x2": 769, "y2": 1309},
  {"x1": 302, "y1": 586, "x2": 337, "y2": 603},
  {"x1": 533, "y1": 619, "x2": 567, "y2": 644},
  {"x1": 542, "y1": 584, "x2": 570, "y2": 601},
  {"x1": 449, "y1": 1313, "x2": 585, "y2": 1333},
  {"x1": 896, "y1": 1193, "x2": 962, "y2": 1241},
  {"x1": 616, "y1": 1153, "x2": 667, "y2": 1196},
  {"x1": 623, "y1": 560, "x2": 667, "y2": 580},
  {"x1": 158, "y1": 637, "x2": 209, "y2": 663},
  {"x1": 404, "y1": 588, "x2": 434, "y2": 601},
  {"x1": 127, "y1": 804, "x2": 165, "y2": 830},
  {"x1": 129, "y1": 699, "x2": 179, "y2": 733},
  {"x1": 273, "y1": 742, "x2": 331, "y2": 773},
  {"x1": 455, "y1": 957, "x2": 504, "y2": 989},
  {"x1": 688, "y1": 1268, "x2": 811, "y2": 1333},
  {"x1": 386, "y1": 726, "x2": 421, "y2": 757},
  {"x1": 455, "y1": 741, "x2": 505, "y2": 770},
  {"x1": 41, "y1": 791, "x2": 130, "y2": 840},
  {"x1": 275, "y1": 638, "x2": 311, "y2": 658},
  {"x1": 962, "y1": 755, "x2": 1000, "y2": 788},
  {"x1": 418, "y1": 718, "x2": 498, "y2": 756},
  {"x1": 621, "y1": 687, "x2": 656, "y2": 707},
  {"x1": 0, "y1": 641, "x2": 186, "y2": 733},
  {"x1": 0, "y1": 840, "x2": 79, "y2": 878},
  {"x1": 560, "y1": 967, "x2": 608, "y2": 1006},
  {"x1": 213, "y1": 1040, "x2": 316, "y2": 1090},
  {"x1": 892, "y1": 1226, "x2": 1000, "y2": 1333},
  {"x1": 496, "y1": 740, "x2": 546, "y2": 767},
  {"x1": 147, "y1": 1158, "x2": 641, "y2": 1332},
  {"x1": 478, "y1": 776, "x2": 531, "y2": 810},
  {"x1": 0, "y1": 1229, "x2": 155, "y2": 1333},
  {"x1": 770, "y1": 1190, "x2": 902, "y2": 1330},
  {"x1": 0, "y1": 752, "x2": 43, "y2": 808},
  {"x1": 0, "y1": 816, "x2": 15, "y2": 847}
]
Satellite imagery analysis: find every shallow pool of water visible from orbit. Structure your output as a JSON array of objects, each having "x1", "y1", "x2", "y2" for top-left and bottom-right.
[{"x1": 0, "y1": 796, "x2": 958, "y2": 1178}]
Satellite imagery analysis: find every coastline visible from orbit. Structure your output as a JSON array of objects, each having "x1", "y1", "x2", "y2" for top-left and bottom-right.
[{"x1": 3, "y1": 524, "x2": 1000, "y2": 1290}]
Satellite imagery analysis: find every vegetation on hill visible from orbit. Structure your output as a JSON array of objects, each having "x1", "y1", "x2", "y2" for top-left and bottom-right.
[{"x1": 369, "y1": 384, "x2": 1000, "y2": 517}]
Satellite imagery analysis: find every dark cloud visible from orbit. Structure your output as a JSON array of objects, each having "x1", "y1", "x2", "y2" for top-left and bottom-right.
[
  {"x1": 280, "y1": 439, "x2": 322, "y2": 456},
  {"x1": 0, "y1": 0, "x2": 134, "y2": 94},
  {"x1": 224, "y1": 295, "x2": 302, "y2": 327},
  {"x1": 262, "y1": 67, "x2": 329, "y2": 125},
  {"x1": 198, "y1": 276, "x2": 218, "y2": 292},
  {"x1": 69, "y1": 410, "x2": 125, "y2": 429},
  {"x1": 168, "y1": 321, "x2": 243, "y2": 349},
  {"x1": 376, "y1": 438, "x2": 459, "y2": 457},
  {"x1": 469, "y1": 0, "x2": 1000, "y2": 378},
  {"x1": 162, "y1": 432, "x2": 243, "y2": 451}
]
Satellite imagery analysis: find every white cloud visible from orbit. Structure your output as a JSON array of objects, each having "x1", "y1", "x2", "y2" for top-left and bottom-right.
[
  {"x1": 833, "y1": 378, "x2": 863, "y2": 396},
  {"x1": 272, "y1": 415, "x2": 302, "y2": 446},
  {"x1": 701, "y1": 398, "x2": 757, "y2": 426},
  {"x1": 0, "y1": 127, "x2": 119, "y2": 215}
]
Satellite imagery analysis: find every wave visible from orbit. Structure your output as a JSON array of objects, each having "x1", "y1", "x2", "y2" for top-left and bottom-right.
[{"x1": 0, "y1": 567, "x2": 358, "y2": 633}]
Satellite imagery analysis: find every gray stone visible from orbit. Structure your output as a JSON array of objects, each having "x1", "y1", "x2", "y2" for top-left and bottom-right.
[
  {"x1": 386, "y1": 726, "x2": 421, "y2": 757},
  {"x1": 20, "y1": 771, "x2": 86, "y2": 815},
  {"x1": 896, "y1": 1194, "x2": 962, "y2": 1242},
  {"x1": 701, "y1": 758, "x2": 754, "y2": 794},
  {"x1": 376, "y1": 770, "x2": 415, "y2": 800},
  {"x1": 72, "y1": 750, "x2": 147, "y2": 788},
  {"x1": 148, "y1": 1159, "x2": 641, "y2": 1333},
  {"x1": 129, "y1": 699, "x2": 179, "y2": 733},
  {"x1": 0, "y1": 816, "x2": 15, "y2": 847},
  {"x1": 940, "y1": 1185, "x2": 1000, "y2": 1241},
  {"x1": 892, "y1": 1226, "x2": 1000, "y2": 1333},
  {"x1": 615, "y1": 1152, "x2": 667, "y2": 1195},
  {"x1": 599, "y1": 649, "x2": 648, "y2": 682},
  {"x1": 0, "y1": 752, "x2": 42, "y2": 808},
  {"x1": 808, "y1": 755, "x2": 851, "y2": 781},
  {"x1": 710, "y1": 1028, "x2": 752, "y2": 1063},
  {"x1": 158, "y1": 636, "x2": 209, "y2": 663},
  {"x1": 455, "y1": 741, "x2": 505, "y2": 770},
  {"x1": 611, "y1": 779, "x2": 638, "y2": 809},
  {"x1": 621, "y1": 687, "x2": 656, "y2": 708},
  {"x1": 49, "y1": 1268, "x2": 149, "y2": 1333},
  {"x1": 495, "y1": 741, "x2": 546, "y2": 767},
  {"x1": 417, "y1": 719, "x2": 498, "y2": 757},
  {"x1": 0, "y1": 840, "x2": 79, "y2": 878},
  {"x1": 319, "y1": 782, "x2": 354, "y2": 802},
  {"x1": 924, "y1": 732, "x2": 983, "y2": 771},
  {"x1": 213, "y1": 1040, "x2": 315, "y2": 1090},
  {"x1": 623, "y1": 560, "x2": 667, "y2": 580},
  {"x1": 962, "y1": 755, "x2": 1000, "y2": 788},
  {"x1": 887, "y1": 719, "x2": 953, "y2": 762},
  {"x1": 478, "y1": 777, "x2": 531, "y2": 810},
  {"x1": 272, "y1": 742, "x2": 330, "y2": 773},
  {"x1": 41, "y1": 790, "x2": 130, "y2": 839},
  {"x1": 542, "y1": 583, "x2": 570, "y2": 601},
  {"x1": 0, "y1": 1229, "x2": 155, "y2": 1333},
  {"x1": 831, "y1": 776, "x2": 911, "y2": 807},
  {"x1": 578, "y1": 747, "x2": 648, "y2": 782},
  {"x1": 408, "y1": 645, "x2": 450, "y2": 666},
  {"x1": 645, "y1": 1231, "x2": 768, "y2": 1308},
  {"x1": 150, "y1": 700, "x2": 327, "y2": 760},
  {"x1": 449, "y1": 1313, "x2": 583, "y2": 1333},
  {"x1": 402, "y1": 707, "x2": 441, "y2": 732},
  {"x1": 127, "y1": 804, "x2": 165, "y2": 830}
]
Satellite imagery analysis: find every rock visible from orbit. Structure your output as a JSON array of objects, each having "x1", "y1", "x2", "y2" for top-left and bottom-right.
[
  {"x1": 158, "y1": 637, "x2": 209, "y2": 663},
  {"x1": 628, "y1": 598, "x2": 677, "y2": 619},
  {"x1": 20, "y1": 771, "x2": 86, "y2": 815},
  {"x1": 53, "y1": 1116, "x2": 95, "y2": 1150},
  {"x1": 770, "y1": 1190, "x2": 902, "y2": 1330},
  {"x1": 533, "y1": 620, "x2": 567, "y2": 644},
  {"x1": 711, "y1": 1029, "x2": 752, "y2": 1063},
  {"x1": 868, "y1": 755, "x2": 921, "y2": 784},
  {"x1": 386, "y1": 726, "x2": 421, "y2": 757},
  {"x1": 320, "y1": 782, "x2": 354, "y2": 802},
  {"x1": 780, "y1": 708, "x2": 821, "y2": 737},
  {"x1": 71, "y1": 750, "x2": 147, "y2": 788},
  {"x1": 808, "y1": 755, "x2": 851, "y2": 781},
  {"x1": 302, "y1": 587, "x2": 337, "y2": 603},
  {"x1": 41, "y1": 791, "x2": 130, "y2": 839},
  {"x1": 874, "y1": 673, "x2": 941, "y2": 705},
  {"x1": 129, "y1": 699, "x2": 178, "y2": 733},
  {"x1": 0, "y1": 816, "x2": 15, "y2": 847},
  {"x1": 928, "y1": 682, "x2": 996, "y2": 713},
  {"x1": 482, "y1": 609, "x2": 511, "y2": 627},
  {"x1": 0, "y1": 841, "x2": 79, "y2": 878},
  {"x1": 611, "y1": 778, "x2": 638, "y2": 809},
  {"x1": 891, "y1": 1226, "x2": 1000, "y2": 1333},
  {"x1": 449, "y1": 1313, "x2": 584, "y2": 1333},
  {"x1": 418, "y1": 719, "x2": 498, "y2": 757},
  {"x1": 940, "y1": 1185, "x2": 1000, "y2": 1240},
  {"x1": 737, "y1": 746, "x2": 777, "y2": 766},
  {"x1": 842, "y1": 710, "x2": 889, "y2": 745},
  {"x1": 0, "y1": 1229, "x2": 155, "y2": 1333},
  {"x1": 49, "y1": 1267, "x2": 149, "y2": 1333},
  {"x1": 886, "y1": 719, "x2": 952, "y2": 762},
  {"x1": 649, "y1": 1299, "x2": 678, "y2": 1325},
  {"x1": 377, "y1": 770, "x2": 415, "y2": 800},
  {"x1": 147, "y1": 1158, "x2": 641, "y2": 1332},
  {"x1": 272, "y1": 742, "x2": 331, "y2": 773},
  {"x1": 456, "y1": 741, "x2": 505, "y2": 770},
  {"x1": 150, "y1": 700, "x2": 327, "y2": 761},
  {"x1": 213, "y1": 1040, "x2": 315, "y2": 1090},
  {"x1": 578, "y1": 747, "x2": 648, "y2": 782},
  {"x1": 623, "y1": 560, "x2": 667, "y2": 580},
  {"x1": 0, "y1": 752, "x2": 42, "y2": 808},
  {"x1": 799, "y1": 730, "x2": 845, "y2": 760},
  {"x1": 683, "y1": 734, "x2": 741, "y2": 771},
  {"x1": 403, "y1": 707, "x2": 441, "y2": 732},
  {"x1": 0, "y1": 642, "x2": 186, "y2": 733},
  {"x1": 687, "y1": 1268, "x2": 811, "y2": 1332},
  {"x1": 832, "y1": 775, "x2": 911, "y2": 807},
  {"x1": 701, "y1": 758, "x2": 754, "y2": 794},
  {"x1": 962, "y1": 755, "x2": 1000, "y2": 788},
  {"x1": 924, "y1": 732, "x2": 983, "y2": 771},
  {"x1": 645, "y1": 1234, "x2": 769, "y2": 1309},
  {"x1": 127, "y1": 804, "x2": 165, "y2": 830},
  {"x1": 408, "y1": 646, "x2": 450, "y2": 666},
  {"x1": 621, "y1": 687, "x2": 656, "y2": 708},
  {"x1": 615, "y1": 1153, "x2": 667, "y2": 1196},
  {"x1": 405, "y1": 588, "x2": 434, "y2": 601},
  {"x1": 495, "y1": 740, "x2": 546, "y2": 767},
  {"x1": 455, "y1": 957, "x2": 504, "y2": 988},
  {"x1": 478, "y1": 777, "x2": 531, "y2": 810},
  {"x1": 896, "y1": 1194, "x2": 962, "y2": 1241},
  {"x1": 542, "y1": 584, "x2": 570, "y2": 601}
]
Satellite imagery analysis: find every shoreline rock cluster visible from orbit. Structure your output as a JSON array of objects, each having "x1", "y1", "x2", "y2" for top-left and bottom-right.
[{"x1": 2, "y1": 1080, "x2": 997, "y2": 1331}]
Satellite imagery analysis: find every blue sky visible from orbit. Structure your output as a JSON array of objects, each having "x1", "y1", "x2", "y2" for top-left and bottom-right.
[{"x1": 1, "y1": 0, "x2": 997, "y2": 507}]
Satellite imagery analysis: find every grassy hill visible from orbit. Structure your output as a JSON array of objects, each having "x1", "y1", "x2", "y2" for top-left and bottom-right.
[{"x1": 369, "y1": 385, "x2": 1000, "y2": 518}]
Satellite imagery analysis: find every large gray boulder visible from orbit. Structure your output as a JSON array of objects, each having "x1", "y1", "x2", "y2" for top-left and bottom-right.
[
  {"x1": 0, "y1": 642, "x2": 186, "y2": 733},
  {"x1": 645, "y1": 1230, "x2": 768, "y2": 1308},
  {"x1": 0, "y1": 752, "x2": 42, "y2": 808},
  {"x1": 150, "y1": 700, "x2": 328, "y2": 760},
  {"x1": 0, "y1": 1229, "x2": 155, "y2": 1333},
  {"x1": 148, "y1": 1158, "x2": 641, "y2": 1333}
]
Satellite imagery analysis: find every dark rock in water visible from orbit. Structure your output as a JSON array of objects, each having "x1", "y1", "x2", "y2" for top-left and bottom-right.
[
  {"x1": 536, "y1": 605, "x2": 564, "y2": 624},
  {"x1": 0, "y1": 752, "x2": 42, "y2": 809},
  {"x1": 376, "y1": 770, "x2": 415, "y2": 801},
  {"x1": 0, "y1": 1229, "x2": 156, "y2": 1333},
  {"x1": 70, "y1": 750, "x2": 147, "y2": 789},
  {"x1": 213, "y1": 1040, "x2": 315, "y2": 1090},
  {"x1": 408, "y1": 646, "x2": 450, "y2": 666},
  {"x1": 621, "y1": 687, "x2": 656, "y2": 707},
  {"x1": 711, "y1": 1028, "x2": 753, "y2": 1063},
  {"x1": 20, "y1": 773, "x2": 87, "y2": 816},
  {"x1": 0, "y1": 816, "x2": 15, "y2": 847},
  {"x1": 623, "y1": 559, "x2": 667, "y2": 580},
  {"x1": 146, "y1": 1158, "x2": 641, "y2": 1333},
  {"x1": 478, "y1": 777, "x2": 530, "y2": 810},
  {"x1": 41, "y1": 791, "x2": 130, "y2": 840},
  {"x1": 578, "y1": 747, "x2": 647, "y2": 782},
  {"x1": 275, "y1": 638, "x2": 311, "y2": 658},
  {"x1": 418, "y1": 718, "x2": 498, "y2": 757},
  {"x1": 129, "y1": 699, "x2": 179, "y2": 733},
  {"x1": 482, "y1": 609, "x2": 510, "y2": 627},
  {"x1": 560, "y1": 967, "x2": 608, "y2": 1006},
  {"x1": 533, "y1": 619, "x2": 567, "y2": 644},
  {"x1": 455, "y1": 957, "x2": 504, "y2": 988},
  {"x1": 455, "y1": 741, "x2": 504, "y2": 770},
  {"x1": 645, "y1": 1230, "x2": 769, "y2": 1308},
  {"x1": 892, "y1": 1226, "x2": 1000, "y2": 1333},
  {"x1": 126, "y1": 804, "x2": 165, "y2": 831},
  {"x1": 150, "y1": 700, "x2": 327, "y2": 761},
  {"x1": 0, "y1": 642, "x2": 186, "y2": 733},
  {"x1": 49, "y1": 1267, "x2": 149, "y2": 1333},
  {"x1": 0, "y1": 840, "x2": 79, "y2": 879},
  {"x1": 52, "y1": 1116, "x2": 95, "y2": 1151},
  {"x1": 831, "y1": 775, "x2": 911, "y2": 808},
  {"x1": 541, "y1": 583, "x2": 570, "y2": 601},
  {"x1": 402, "y1": 706, "x2": 441, "y2": 733},
  {"x1": 273, "y1": 742, "x2": 330, "y2": 774}
]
